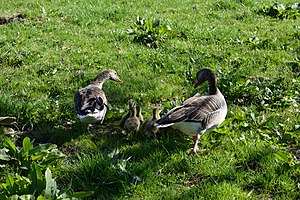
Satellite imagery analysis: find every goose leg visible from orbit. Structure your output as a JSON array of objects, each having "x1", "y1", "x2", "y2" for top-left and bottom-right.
[
  {"x1": 86, "y1": 124, "x2": 93, "y2": 133},
  {"x1": 189, "y1": 133, "x2": 200, "y2": 156}
]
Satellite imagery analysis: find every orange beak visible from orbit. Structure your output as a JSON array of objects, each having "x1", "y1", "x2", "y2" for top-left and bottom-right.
[{"x1": 115, "y1": 77, "x2": 121, "y2": 82}]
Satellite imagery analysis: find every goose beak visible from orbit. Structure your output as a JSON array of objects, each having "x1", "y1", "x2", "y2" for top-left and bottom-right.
[
  {"x1": 194, "y1": 79, "x2": 204, "y2": 88},
  {"x1": 194, "y1": 80, "x2": 200, "y2": 88},
  {"x1": 114, "y1": 77, "x2": 122, "y2": 82}
]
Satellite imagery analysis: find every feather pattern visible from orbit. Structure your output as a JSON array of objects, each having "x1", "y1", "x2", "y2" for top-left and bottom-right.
[
  {"x1": 124, "y1": 106, "x2": 141, "y2": 132},
  {"x1": 119, "y1": 99, "x2": 136, "y2": 129},
  {"x1": 143, "y1": 106, "x2": 162, "y2": 136},
  {"x1": 74, "y1": 70, "x2": 121, "y2": 124},
  {"x1": 156, "y1": 94, "x2": 225, "y2": 128},
  {"x1": 154, "y1": 68, "x2": 227, "y2": 155}
]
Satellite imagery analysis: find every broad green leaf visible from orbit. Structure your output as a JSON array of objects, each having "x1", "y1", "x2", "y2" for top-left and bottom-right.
[
  {"x1": 274, "y1": 151, "x2": 289, "y2": 162},
  {"x1": 145, "y1": 19, "x2": 152, "y2": 31},
  {"x1": 19, "y1": 194, "x2": 35, "y2": 200},
  {"x1": 45, "y1": 168, "x2": 58, "y2": 198},
  {"x1": 29, "y1": 143, "x2": 57, "y2": 155},
  {"x1": 30, "y1": 162, "x2": 44, "y2": 195},
  {"x1": 3, "y1": 174, "x2": 18, "y2": 195},
  {"x1": 9, "y1": 195, "x2": 19, "y2": 200},
  {"x1": 72, "y1": 191, "x2": 94, "y2": 198},
  {"x1": 7, "y1": 174, "x2": 15, "y2": 188},
  {"x1": 37, "y1": 195, "x2": 48, "y2": 200},
  {"x1": 31, "y1": 152, "x2": 47, "y2": 161},
  {"x1": 85, "y1": 139, "x2": 99, "y2": 152},
  {"x1": 3, "y1": 136, "x2": 16, "y2": 154},
  {"x1": 22, "y1": 137, "x2": 33, "y2": 153}
]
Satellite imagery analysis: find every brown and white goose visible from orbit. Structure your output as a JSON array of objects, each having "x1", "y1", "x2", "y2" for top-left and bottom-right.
[
  {"x1": 154, "y1": 68, "x2": 227, "y2": 155},
  {"x1": 74, "y1": 69, "x2": 121, "y2": 124},
  {"x1": 124, "y1": 106, "x2": 141, "y2": 132},
  {"x1": 143, "y1": 106, "x2": 162, "y2": 136}
]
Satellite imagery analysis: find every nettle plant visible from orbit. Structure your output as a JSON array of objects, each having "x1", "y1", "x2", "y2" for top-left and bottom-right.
[
  {"x1": 0, "y1": 136, "x2": 88, "y2": 199},
  {"x1": 127, "y1": 16, "x2": 183, "y2": 48}
]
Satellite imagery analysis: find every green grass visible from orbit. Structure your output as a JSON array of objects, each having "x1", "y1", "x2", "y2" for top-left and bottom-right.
[{"x1": 0, "y1": 0, "x2": 300, "y2": 199}]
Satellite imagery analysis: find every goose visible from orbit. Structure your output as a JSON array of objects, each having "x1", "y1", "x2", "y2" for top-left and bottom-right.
[
  {"x1": 119, "y1": 99, "x2": 136, "y2": 129},
  {"x1": 154, "y1": 68, "x2": 227, "y2": 155},
  {"x1": 143, "y1": 106, "x2": 162, "y2": 136},
  {"x1": 74, "y1": 69, "x2": 121, "y2": 125},
  {"x1": 124, "y1": 106, "x2": 140, "y2": 132}
]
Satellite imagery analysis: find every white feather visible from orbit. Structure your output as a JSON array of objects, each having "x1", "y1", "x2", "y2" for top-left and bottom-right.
[
  {"x1": 78, "y1": 107, "x2": 107, "y2": 124},
  {"x1": 171, "y1": 121, "x2": 205, "y2": 136},
  {"x1": 154, "y1": 123, "x2": 174, "y2": 128}
]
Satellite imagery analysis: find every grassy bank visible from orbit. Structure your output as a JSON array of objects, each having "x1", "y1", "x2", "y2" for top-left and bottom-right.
[{"x1": 0, "y1": 0, "x2": 299, "y2": 199}]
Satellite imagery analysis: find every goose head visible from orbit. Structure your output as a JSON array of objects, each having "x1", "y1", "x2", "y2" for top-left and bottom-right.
[
  {"x1": 128, "y1": 99, "x2": 136, "y2": 108},
  {"x1": 129, "y1": 106, "x2": 137, "y2": 118},
  {"x1": 194, "y1": 68, "x2": 216, "y2": 88},
  {"x1": 152, "y1": 106, "x2": 162, "y2": 120},
  {"x1": 125, "y1": 106, "x2": 141, "y2": 132},
  {"x1": 194, "y1": 68, "x2": 218, "y2": 95},
  {"x1": 93, "y1": 69, "x2": 121, "y2": 84},
  {"x1": 108, "y1": 69, "x2": 122, "y2": 82}
]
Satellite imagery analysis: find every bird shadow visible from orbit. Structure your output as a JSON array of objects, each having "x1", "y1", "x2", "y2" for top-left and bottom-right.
[{"x1": 16, "y1": 121, "x2": 86, "y2": 147}]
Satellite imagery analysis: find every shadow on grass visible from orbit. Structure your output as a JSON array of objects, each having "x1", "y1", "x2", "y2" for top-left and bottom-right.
[
  {"x1": 56, "y1": 126, "x2": 192, "y2": 200},
  {"x1": 17, "y1": 121, "x2": 86, "y2": 146},
  {"x1": 178, "y1": 143, "x2": 299, "y2": 200}
]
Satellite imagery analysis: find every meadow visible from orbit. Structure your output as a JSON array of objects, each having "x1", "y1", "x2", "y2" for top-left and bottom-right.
[{"x1": 0, "y1": 0, "x2": 299, "y2": 199}]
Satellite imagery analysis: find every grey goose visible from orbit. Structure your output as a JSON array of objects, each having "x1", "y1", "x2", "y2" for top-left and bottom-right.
[
  {"x1": 155, "y1": 68, "x2": 227, "y2": 155},
  {"x1": 74, "y1": 69, "x2": 121, "y2": 125}
]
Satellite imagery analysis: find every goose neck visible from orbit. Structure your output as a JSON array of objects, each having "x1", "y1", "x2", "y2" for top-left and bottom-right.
[
  {"x1": 153, "y1": 109, "x2": 160, "y2": 120},
  {"x1": 92, "y1": 73, "x2": 110, "y2": 86},
  {"x1": 207, "y1": 76, "x2": 218, "y2": 95},
  {"x1": 130, "y1": 107, "x2": 137, "y2": 117},
  {"x1": 91, "y1": 81, "x2": 104, "y2": 89}
]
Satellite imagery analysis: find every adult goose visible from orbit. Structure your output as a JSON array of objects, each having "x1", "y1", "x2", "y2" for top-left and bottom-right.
[
  {"x1": 74, "y1": 69, "x2": 121, "y2": 125},
  {"x1": 124, "y1": 106, "x2": 140, "y2": 132},
  {"x1": 155, "y1": 68, "x2": 227, "y2": 155},
  {"x1": 143, "y1": 106, "x2": 162, "y2": 136}
]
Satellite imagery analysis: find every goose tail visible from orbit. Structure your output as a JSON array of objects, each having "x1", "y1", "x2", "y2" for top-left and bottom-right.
[{"x1": 154, "y1": 119, "x2": 174, "y2": 128}]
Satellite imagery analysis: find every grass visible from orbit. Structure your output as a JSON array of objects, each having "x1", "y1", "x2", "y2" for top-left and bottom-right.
[{"x1": 0, "y1": 0, "x2": 300, "y2": 199}]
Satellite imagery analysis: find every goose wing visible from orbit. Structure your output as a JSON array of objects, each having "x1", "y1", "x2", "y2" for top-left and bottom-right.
[
  {"x1": 74, "y1": 86, "x2": 107, "y2": 116},
  {"x1": 156, "y1": 95, "x2": 222, "y2": 126},
  {"x1": 119, "y1": 111, "x2": 130, "y2": 128}
]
